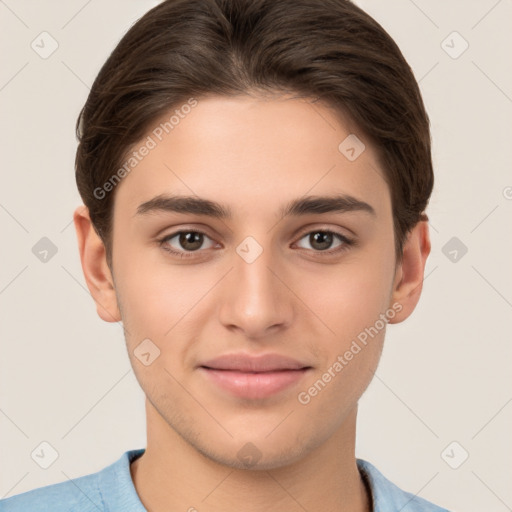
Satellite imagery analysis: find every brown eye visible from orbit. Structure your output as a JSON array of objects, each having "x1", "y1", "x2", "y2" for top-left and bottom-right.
[
  {"x1": 296, "y1": 230, "x2": 351, "y2": 252},
  {"x1": 160, "y1": 230, "x2": 216, "y2": 255},
  {"x1": 178, "y1": 232, "x2": 204, "y2": 251},
  {"x1": 309, "y1": 231, "x2": 334, "y2": 251}
]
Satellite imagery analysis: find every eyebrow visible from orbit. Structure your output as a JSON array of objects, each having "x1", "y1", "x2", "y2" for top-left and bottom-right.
[{"x1": 135, "y1": 193, "x2": 376, "y2": 219}]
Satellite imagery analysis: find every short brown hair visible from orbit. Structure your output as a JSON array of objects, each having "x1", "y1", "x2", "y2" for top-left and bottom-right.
[{"x1": 75, "y1": 0, "x2": 433, "y2": 268}]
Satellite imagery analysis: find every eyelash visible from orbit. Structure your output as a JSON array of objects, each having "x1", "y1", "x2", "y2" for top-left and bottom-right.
[{"x1": 157, "y1": 228, "x2": 356, "y2": 259}]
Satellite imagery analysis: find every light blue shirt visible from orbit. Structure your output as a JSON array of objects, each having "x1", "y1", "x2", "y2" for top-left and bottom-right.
[{"x1": 0, "y1": 448, "x2": 450, "y2": 511}]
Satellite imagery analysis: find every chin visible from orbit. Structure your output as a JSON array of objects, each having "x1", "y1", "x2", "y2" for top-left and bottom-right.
[{"x1": 192, "y1": 429, "x2": 320, "y2": 472}]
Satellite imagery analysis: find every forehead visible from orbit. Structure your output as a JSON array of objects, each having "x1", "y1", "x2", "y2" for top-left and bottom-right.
[{"x1": 113, "y1": 94, "x2": 390, "y2": 218}]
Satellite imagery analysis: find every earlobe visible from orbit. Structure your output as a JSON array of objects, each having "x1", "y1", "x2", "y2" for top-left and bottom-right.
[
  {"x1": 73, "y1": 205, "x2": 121, "y2": 323},
  {"x1": 388, "y1": 220, "x2": 431, "y2": 324}
]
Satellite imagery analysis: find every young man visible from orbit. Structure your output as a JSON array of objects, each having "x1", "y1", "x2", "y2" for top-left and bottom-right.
[{"x1": 0, "y1": 0, "x2": 450, "y2": 510}]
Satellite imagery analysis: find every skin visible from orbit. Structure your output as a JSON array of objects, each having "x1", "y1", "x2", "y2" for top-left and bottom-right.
[{"x1": 74, "y1": 94, "x2": 430, "y2": 512}]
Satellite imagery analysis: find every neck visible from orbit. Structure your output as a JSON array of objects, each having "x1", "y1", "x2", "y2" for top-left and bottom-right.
[{"x1": 130, "y1": 400, "x2": 371, "y2": 512}]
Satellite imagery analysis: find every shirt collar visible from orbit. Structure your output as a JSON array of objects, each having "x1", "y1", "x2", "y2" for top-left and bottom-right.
[{"x1": 100, "y1": 449, "x2": 441, "y2": 512}]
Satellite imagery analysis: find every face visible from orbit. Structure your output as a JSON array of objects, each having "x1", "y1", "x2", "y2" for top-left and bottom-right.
[{"x1": 104, "y1": 95, "x2": 402, "y2": 469}]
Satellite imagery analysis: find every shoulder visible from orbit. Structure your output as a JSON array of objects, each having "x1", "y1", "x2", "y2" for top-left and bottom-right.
[
  {"x1": 357, "y1": 459, "x2": 451, "y2": 512},
  {"x1": 0, "y1": 470, "x2": 103, "y2": 512},
  {"x1": 0, "y1": 449, "x2": 145, "y2": 512}
]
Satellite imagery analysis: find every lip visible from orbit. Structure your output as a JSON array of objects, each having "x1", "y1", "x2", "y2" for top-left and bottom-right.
[
  {"x1": 198, "y1": 353, "x2": 312, "y2": 399},
  {"x1": 200, "y1": 353, "x2": 310, "y2": 372}
]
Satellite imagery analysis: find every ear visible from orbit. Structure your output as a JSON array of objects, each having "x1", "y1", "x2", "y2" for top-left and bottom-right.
[
  {"x1": 73, "y1": 205, "x2": 121, "y2": 323},
  {"x1": 388, "y1": 220, "x2": 431, "y2": 324}
]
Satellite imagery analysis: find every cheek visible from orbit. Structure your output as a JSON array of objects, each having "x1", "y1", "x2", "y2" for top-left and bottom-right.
[
  {"x1": 119, "y1": 277, "x2": 188, "y2": 338},
  {"x1": 299, "y1": 333, "x2": 384, "y2": 427},
  {"x1": 114, "y1": 252, "x2": 216, "y2": 352},
  {"x1": 297, "y1": 269, "x2": 390, "y2": 411},
  {"x1": 293, "y1": 257, "x2": 394, "y2": 348}
]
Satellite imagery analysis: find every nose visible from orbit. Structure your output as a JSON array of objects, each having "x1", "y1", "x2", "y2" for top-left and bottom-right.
[{"x1": 217, "y1": 245, "x2": 294, "y2": 340}]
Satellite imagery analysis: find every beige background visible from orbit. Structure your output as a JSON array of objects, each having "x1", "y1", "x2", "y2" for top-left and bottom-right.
[{"x1": 1, "y1": 1, "x2": 511, "y2": 510}]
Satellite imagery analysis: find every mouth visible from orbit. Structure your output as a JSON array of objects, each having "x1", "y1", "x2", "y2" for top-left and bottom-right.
[{"x1": 198, "y1": 353, "x2": 312, "y2": 399}]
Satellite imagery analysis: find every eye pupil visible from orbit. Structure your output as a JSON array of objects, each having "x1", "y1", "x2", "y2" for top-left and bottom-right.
[
  {"x1": 179, "y1": 232, "x2": 203, "y2": 251},
  {"x1": 310, "y1": 231, "x2": 333, "y2": 250}
]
